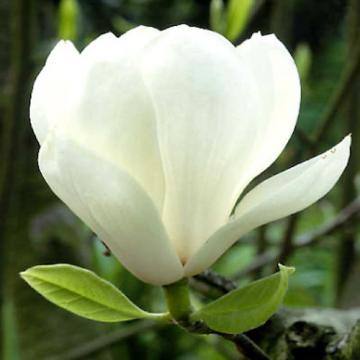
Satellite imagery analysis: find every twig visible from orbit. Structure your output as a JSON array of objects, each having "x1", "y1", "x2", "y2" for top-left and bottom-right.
[
  {"x1": 273, "y1": 213, "x2": 299, "y2": 272},
  {"x1": 233, "y1": 197, "x2": 360, "y2": 279},
  {"x1": 183, "y1": 319, "x2": 272, "y2": 359},
  {"x1": 251, "y1": 226, "x2": 269, "y2": 278},
  {"x1": 277, "y1": 38, "x2": 360, "y2": 260},
  {"x1": 220, "y1": 333, "x2": 271, "y2": 360},
  {"x1": 280, "y1": 33, "x2": 360, "y2": 262},
  {"x1": 256, "y1": 226, "x2": 268, "y2": 256},
  {"x1": 194, "y1": 270, "x2": 237, "y2": 294},
  {"x1": 314, "y1": 41, "x2": 360, "y2": 143},
  {"x1": 295, "y1": 197, "x2": 360, "y2": 247},
  {"x1": 191, "y1": 273, "x2": 271, "y2": 359}
]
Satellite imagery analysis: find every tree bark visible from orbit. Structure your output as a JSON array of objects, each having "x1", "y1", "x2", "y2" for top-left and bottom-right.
[{"x1": 247, "y1": 308, "x2": 360, "y2": 360}]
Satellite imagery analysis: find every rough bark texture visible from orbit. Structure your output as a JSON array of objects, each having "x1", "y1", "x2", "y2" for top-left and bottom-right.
[
  {"x1": 247, "y1": 308, "x2": 360, "y2": 360},
  {"x1": 193, "y1": 274, "x2": 360, "y2": 360}
]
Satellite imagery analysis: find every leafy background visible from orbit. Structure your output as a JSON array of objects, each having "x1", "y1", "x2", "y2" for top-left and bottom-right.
[{"x1": 0, "y1": 0, "x2": 359, "y2": 359}]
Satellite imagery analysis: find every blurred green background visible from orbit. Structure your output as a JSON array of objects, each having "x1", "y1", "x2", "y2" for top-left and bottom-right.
[{"x1": 0, "y1": 0, "x2": 360, "y2": 359}]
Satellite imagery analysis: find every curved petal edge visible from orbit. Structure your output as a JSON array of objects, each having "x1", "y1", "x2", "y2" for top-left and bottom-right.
[
  {"x1": 39, "y1": 131, "x2": 184, "y2": 285},
  {"x1": 184, "y1": 135, "x2": 351, "y2": 276},
  {"x1": 30, "y1": 40, "x2": 80, "y2": 144}
]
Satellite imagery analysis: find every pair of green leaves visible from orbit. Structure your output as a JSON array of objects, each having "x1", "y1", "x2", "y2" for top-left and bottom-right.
[{"x1": 21, "y1": 264, "x2": 294, "y2": 334}]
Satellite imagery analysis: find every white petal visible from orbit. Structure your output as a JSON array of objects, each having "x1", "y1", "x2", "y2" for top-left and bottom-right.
[
  {"x1": 61, "y1": 26, "x2": 165, "y2": 211},
  {"x1": 39, "y1": 131, "x2": 184, "y2": 285},
  {"x1": 80, "y1": 27, "x2": 159, "y2": 61},
  {"x1": 30, "y1": 40, "x2": 80, "y2": 144},
  {"x1": 185, "y1": 136, "x2": 351, "y2": 276},
  {"x1": 141, "y1": 25, "x2": 263, "y2": 262},
  {"x1": 80, "y1": 32, "x2": 118, "y2": 61},
  {"x1": 235, "y1": 32, "x2": 301, "y2": 182}
]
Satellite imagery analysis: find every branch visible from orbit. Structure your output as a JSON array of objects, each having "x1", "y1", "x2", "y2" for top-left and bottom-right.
[
  {"x1": 232, "y1": 252, "x2": 276, "y2": 281},
  {"x1": 193, "y1": 272, "x2": 360, "y2": 358},
  {"x1": 314, "y1": 40, "x2": 360, "y2": 143},
  {"x1": 233, "y1": 197, "x2": 360, "y2": 279},
  {"x1": 220, "y1": 333, "x2": 271, "y2": 360},
  {"x1": 277, "y1": 33, "x2": 360, "y2": 273},
  {"x1": 191, "y1": 276, "x2": 272, "y2": 358},
  {"x1": 183, "y1": 319, "x2": 272, "y2": 360},
  {"x1": 295, "y1": 197, "x2": 360, "y2": 247},
  {"x1": 194, "y1": 270, "x2": 237, "y2": 294},
  {"x1": 271, "y1": 66, "x2": 360, "y2": 271},
  {"x1": 273, "y1": 213, "x2": 299, "y2": 272}
]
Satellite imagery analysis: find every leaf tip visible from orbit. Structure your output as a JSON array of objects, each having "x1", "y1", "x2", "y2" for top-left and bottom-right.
[
  {"x1": 19, "y1": 269, "x2": 30, "y2": 281},
  {"x1": 278, "y1": 264, "x2": 296, "y2": 275}
]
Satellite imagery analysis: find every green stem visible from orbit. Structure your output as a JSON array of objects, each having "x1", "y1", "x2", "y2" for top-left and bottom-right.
[
  {"x1": 163, "y1": 278, "x2": 271, "y2": 358},
  {"x1": 144, "y1": 312, "x2": 171, "y2": 322},
  {"x1": 163, "y1": 278, "x2": 192, "y2": 324}
]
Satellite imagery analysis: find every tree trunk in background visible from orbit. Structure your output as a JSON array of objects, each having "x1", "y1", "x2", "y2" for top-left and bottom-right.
[
  {"x1": 0, "y1": 0, "x2": 35, "y2": 356},
  {"x1": 0, "y1": 1, "x2": 112, "y2": 359},
  {"x1": 0, "y1": 0, "x2": 10, "y2": 356},
  {"x1": 336, "y1": 0, "x2": 360, "y2": 303}
]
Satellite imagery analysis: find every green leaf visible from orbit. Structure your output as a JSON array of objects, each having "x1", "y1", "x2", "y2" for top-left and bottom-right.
[
  {"x1": 20, "y1": 264, "x2": 161, "y2": 322},
  {"x1": 209, "y1": 0, "x2": 226, "y2": 35},
  {"x1": 112, "y1": 16, "x2": 136, "y2": 34},
  {"x1": 225, "y1": 0, "x2": 254, "y2": 41},
  {"x1": 2, "y1": 299, "x2": 20, "y2": 360},
  {"x1": 191, "y1": 265, "x2": 295, "y2": 334},
  {"x1": 294, "y1": 43, "x2": 312, "y2": 84},
  {"x1": 58, "y1": 0, "x2": 79, "y2": 40}
]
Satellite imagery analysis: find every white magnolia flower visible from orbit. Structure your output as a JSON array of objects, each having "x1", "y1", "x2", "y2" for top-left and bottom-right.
[{"x1": 30, "y1": 25, "x2": 350, "y2": 285}]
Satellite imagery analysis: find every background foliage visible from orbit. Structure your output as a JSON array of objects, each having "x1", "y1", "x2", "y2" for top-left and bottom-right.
[{"x1": 0, "y1": 0, "x2": 359, "y2": 359}]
